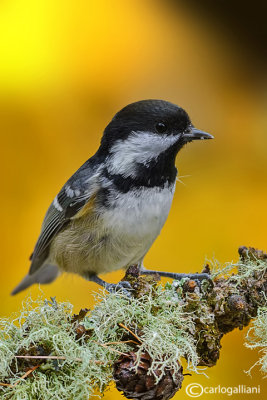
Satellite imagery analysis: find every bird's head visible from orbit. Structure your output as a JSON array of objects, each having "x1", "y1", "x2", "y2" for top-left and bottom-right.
[{"x1": 99, "y1": 99, "x2": 213, "y2": 179}]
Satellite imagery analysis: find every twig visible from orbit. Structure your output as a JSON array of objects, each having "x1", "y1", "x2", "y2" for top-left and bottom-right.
[
  {"x1": 15, "y1": 355, "x2": 103, "y2": 364},
  {"x1": 0, "y1": 365, "x2": 40, "y2": 388},
  {"x1": 13, "y1": 365, "x2": 40, "y2": 387},
  {"x1": 94, "y1": 341, "x2": 129, "y2": 356},
  {"x1": 118, "y1": 323, "x2": 142, "y2": 344},
  {"x1": 105, "y1": 340, "x2": 139, "y2": 346},
  {"x1": 0, "y1": 383, "x2": 13, "y2": 388}
]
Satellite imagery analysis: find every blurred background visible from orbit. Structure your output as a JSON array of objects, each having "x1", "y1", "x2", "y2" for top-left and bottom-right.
[{"x1": 1, "y1": 0, "x2": 267, "y2": 398}]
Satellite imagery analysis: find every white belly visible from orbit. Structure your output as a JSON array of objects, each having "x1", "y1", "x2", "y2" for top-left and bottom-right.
[
  {"x1": 98, "y1": 185, "x2": 175, "y2": 269},
  {"x1": 51, "y1": 184, "x2": 175, "y2": 276}
]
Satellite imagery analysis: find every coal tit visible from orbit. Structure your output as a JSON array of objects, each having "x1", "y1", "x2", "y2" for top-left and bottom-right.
[{"x1": 12, "y1": 99, "x2": 213, "y2": 295}]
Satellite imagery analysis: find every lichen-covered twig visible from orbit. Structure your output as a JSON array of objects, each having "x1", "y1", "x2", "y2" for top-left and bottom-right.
[
  {"x1": 0, "y1": 246, "x2": 266, "y2": 400},
  {"x1": 245, "y1": 306, "x2": 267, "y2": 376}
]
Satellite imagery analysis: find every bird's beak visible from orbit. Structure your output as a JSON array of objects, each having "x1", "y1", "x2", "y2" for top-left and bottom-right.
[{"x1": 183, "y1": 127, "x2": 214, "y2": 142}]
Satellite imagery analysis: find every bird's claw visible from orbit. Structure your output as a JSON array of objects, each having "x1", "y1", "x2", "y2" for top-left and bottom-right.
[
  {"x1": 186, "y1": 272, "x2": 211, "y2": 281},
  {"x1": 179, "y1": 272, "x2": 214, "y2": 288},
  {"x1": 105, "y1": 280, "x2": 133, "y2": 297}
]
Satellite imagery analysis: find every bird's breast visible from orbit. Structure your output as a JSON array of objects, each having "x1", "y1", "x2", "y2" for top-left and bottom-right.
[
  {"x1": 50, "y1": 183, "x2": 176, "y2": 275},
  {"x1": 101, "y1": 184, "x2": 176, "y2": 240}
]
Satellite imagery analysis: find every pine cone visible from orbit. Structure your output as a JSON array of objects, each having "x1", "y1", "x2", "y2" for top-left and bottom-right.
[{"x1": 113, "y1": 351, "x2": 184, "y2": 400}]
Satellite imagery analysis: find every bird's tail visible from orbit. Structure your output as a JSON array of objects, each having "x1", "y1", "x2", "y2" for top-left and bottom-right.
[{"x1": 11, "y1": 264, "x2": 60, "y2": 295}]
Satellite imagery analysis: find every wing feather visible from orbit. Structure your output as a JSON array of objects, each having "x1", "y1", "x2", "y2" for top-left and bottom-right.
[{"x1": 29, "y1": 160, "x2": 100, "y2": 274}]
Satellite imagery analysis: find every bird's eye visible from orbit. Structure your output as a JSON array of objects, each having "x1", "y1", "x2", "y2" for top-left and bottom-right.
[{"x1": 155, "y1": 122, "x2": 167, "y2": 134}]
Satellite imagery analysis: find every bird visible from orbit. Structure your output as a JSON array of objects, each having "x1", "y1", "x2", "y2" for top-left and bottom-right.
[{"x1": 12, "y1": 99, "x2": 213, "y2": 296}]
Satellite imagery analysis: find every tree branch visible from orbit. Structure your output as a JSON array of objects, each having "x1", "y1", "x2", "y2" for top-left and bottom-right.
[{"x1": 0, "y1": 246, "x2": 266, "y2": 400}]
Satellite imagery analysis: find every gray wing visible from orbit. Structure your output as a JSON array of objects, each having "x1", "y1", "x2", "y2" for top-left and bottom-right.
[{"x1": 29, "y1": 160, "x2": 100, "y2": 275}]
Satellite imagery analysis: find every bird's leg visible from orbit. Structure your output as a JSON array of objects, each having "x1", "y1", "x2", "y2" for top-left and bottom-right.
[
  {"x1": 139, "y1": 265, "x2": 211, "y2": 282},
  {"x1": 84, "y1": 274, "x2": 133, "y2": 297}
]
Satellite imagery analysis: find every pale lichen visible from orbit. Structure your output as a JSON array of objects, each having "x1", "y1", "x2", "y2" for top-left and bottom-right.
[
  {"x1": 0, "y1": 286, "x2": 199, "y2": 399},
  {"x1": 0, "y1": 296, "x2": 115, "y2": 399},
  {"x1": 245, "y1": 306, "x2": 267, "y2": 376},
  {"x1": 0, "y1": 246, "x2": 266, "y2": 399}
]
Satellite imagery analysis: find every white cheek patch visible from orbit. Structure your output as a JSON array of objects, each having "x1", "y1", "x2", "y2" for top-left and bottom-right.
[{"x1": 107, "y1": 131, "x2": 179, "y2": 177}]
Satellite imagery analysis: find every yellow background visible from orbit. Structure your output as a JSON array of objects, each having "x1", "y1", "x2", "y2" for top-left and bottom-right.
[{"x1": 0, "y1": 1, "x2": 266, "y2": 398}]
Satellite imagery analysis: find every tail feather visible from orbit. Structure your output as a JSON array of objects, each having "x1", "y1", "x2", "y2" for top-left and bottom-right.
[{"x1": 11, "y1": 264, "x2": 60, "y2": 295}]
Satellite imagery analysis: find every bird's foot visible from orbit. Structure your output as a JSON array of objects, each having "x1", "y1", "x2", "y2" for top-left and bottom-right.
[
  {"x1": 85, "y1": 274, "x2": 133, "y2": 297},
  {"x1": 140, "y1": 267, "x2": 213, "y2": 286},
  {"x1": 104, "y1": 280, "x2": 133, "y2": 297},
  {"x1": 165, "y1": 272, "x2": 211, "y2": 281}
]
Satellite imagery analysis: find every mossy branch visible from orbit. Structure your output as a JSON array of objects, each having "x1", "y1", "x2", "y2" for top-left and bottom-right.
[{"x1": 0, "y1": 246, "x2": 267, "y2": 400}]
